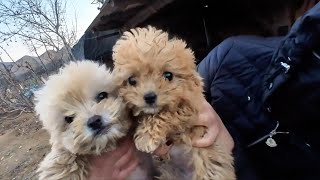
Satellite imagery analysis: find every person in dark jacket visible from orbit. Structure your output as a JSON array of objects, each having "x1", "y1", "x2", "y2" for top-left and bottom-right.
[{"x1": 197, "y1": 2, "x2": 320, "y2": 180}]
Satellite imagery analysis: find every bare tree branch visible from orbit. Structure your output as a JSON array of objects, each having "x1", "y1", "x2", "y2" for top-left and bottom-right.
[
  {"x1": 0, "y1": 0, "x2": 79, "y2": 117},
  {"x1": 0, "y1": 0, "x2": 77, "y2": 61}
]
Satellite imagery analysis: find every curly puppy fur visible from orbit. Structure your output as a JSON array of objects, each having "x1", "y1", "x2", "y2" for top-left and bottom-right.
[
  {"x1": 34, "y1": 60, "x2": 154, "y2": 180},
  {"x1": 113, "y1": 26, "x2": 235, "y2": 180}
]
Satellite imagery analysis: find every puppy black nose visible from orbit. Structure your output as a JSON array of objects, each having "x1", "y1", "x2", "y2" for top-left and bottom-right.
[
  {"x1": 87, "y1": 115, "x2": 103, "y2": 130},
  {"x1": 144, "y1": 92, "x2": 157, "y2": 104}
]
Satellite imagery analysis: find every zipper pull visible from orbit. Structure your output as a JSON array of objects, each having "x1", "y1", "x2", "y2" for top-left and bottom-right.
[
  {"x1": 265, "y1": 137, "x2": 277, "y2": 147},
  {"x1": 265, "y1": 123, "x2": 289, "y2": 148}
]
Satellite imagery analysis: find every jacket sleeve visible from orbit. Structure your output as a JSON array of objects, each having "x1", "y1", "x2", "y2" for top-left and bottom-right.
[{"x1": 197, "y1": 38, "x2": 234, "y2": 102}]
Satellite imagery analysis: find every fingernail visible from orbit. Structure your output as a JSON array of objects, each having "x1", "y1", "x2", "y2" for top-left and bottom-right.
[{"x1": 166, "y1": 140, "x2": 173, "y2": 146}]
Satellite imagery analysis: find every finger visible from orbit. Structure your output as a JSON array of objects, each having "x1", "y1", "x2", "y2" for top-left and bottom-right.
[
  {"x1": 192, "y1": 126, "x2": 219, "y2": 147},
  {"x1": 118, "y1": 158, "x2": 139, "y2": 180},
  {"x1": 153, "y1": 145, "x2": 171, "y2": 156},
  {"x1": 195, "y1": 113, "x2": 210, "y2": 126},
  {"x1": 153, "y1": 140, "x2": 173, "y2": 156},
  {"x1": 153, "y1": 144, "x2": 171, "y2": 156},
  {"x1": 114, "y1": 145, "x2": 135, "y2": 168},
  {"x1": 118, "y1": 136, "x2": 133, "y2": 148},
  {"x1": 111, "y1": 151, "x2": 137, "y2": 180},
  {"x1": 112, "y1": 138, "x2": 134, "y2": 159},
  {"x1": 119, "y1": 150, "x2": 139, "y2": 170},
  {"x1": 203, "y1": 100, "x2": 214, "y2": 111},
  {"x1": 88, "y1": 150, "x2": 113, "y2": 167},
  {"x1": 196, "y1": 101, "x2": 216, "y2": 127}
]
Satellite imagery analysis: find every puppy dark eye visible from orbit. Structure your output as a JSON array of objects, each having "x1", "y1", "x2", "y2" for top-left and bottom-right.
[
  {"x1": 163, "y1": 72, "x2": 173, "y2": 81},
  {"x1": 96, "y1": 92, "x2": 108, "y2": 102},
  {"x1": 128, "y1": 76, "x2": 137, "y2": 86},
  {"x1": 65, "y1": 116, "x2": 74, "y2": 124}
]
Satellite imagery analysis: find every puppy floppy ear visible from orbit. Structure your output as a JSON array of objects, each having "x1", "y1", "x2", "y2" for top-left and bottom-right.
[
  {"x1": 170, "y1": 38, "x2": 204, "y2": 90},
  {"x1": 191, "y1": 72, "x2": 204, "y2": 90}
]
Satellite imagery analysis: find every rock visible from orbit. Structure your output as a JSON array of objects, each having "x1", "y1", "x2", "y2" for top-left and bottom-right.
[
  {"x1": 19, "y1": 146, "x2": 22, "y2": 149},
  {"x1": 1, "y1": 157, "x2": 4, "y2": 161}
]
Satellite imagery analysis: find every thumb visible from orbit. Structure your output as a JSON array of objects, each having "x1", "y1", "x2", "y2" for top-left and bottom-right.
[{"x1": 192, "y1": 126, "x2": 219, "y2": 147}]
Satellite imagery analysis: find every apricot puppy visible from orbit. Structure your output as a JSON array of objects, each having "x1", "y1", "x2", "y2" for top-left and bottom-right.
[{"x1": 113, "y1": 26, "x2": 235, "y2": 180}]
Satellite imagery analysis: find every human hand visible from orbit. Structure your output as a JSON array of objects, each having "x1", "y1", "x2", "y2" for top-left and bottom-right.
[
  {"x1": 88, "y1": 137, "x2": 139, "y2": 180},
  {"x1": 191, "y1": 100, "x2": 221, "y2": 147},
  {"x1": 154, "y1": 100, "x2": 234, "y2": 156}
]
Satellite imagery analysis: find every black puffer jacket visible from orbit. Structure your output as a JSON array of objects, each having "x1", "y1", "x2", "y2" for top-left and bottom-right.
[{"x1": 197, "y1": 3, "x2": 320, "y2": 180}]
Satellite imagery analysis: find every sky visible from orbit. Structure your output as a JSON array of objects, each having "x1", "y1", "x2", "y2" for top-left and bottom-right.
[{"x1": 0, "y1": 0, "x2": 100, "y2": 62}]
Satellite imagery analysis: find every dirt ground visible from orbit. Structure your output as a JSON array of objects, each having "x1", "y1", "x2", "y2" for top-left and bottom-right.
[{"x1": 0, "y1": 112, "x2": 50, "y2": 180}]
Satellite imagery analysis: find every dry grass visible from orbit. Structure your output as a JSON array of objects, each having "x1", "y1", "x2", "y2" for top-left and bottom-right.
[{"x1": 0, "y1": 112, "x2": 50, "y2": 180}]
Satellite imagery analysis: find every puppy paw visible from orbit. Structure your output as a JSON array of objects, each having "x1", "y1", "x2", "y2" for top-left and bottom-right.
[{"x1": 134, "y1": 134, "x2": 162, "y2": 153}]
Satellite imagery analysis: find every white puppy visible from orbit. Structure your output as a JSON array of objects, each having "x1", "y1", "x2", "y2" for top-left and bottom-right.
[{"x1": 34, "y1": 60, "x2": 155, "y2": 180}]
